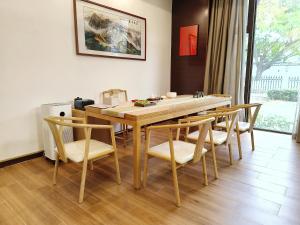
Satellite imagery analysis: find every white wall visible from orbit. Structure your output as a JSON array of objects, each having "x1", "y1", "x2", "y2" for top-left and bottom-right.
[{"x1": 0, "y1": 0, "x2": 172, "y2": 161}]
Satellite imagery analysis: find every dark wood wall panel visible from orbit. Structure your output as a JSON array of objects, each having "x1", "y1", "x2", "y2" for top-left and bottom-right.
[{"x1": 171, "y1": 0, "x2": 209, "y2": 94}]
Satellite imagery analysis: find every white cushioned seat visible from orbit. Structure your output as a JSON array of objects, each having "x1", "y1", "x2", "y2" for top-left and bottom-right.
[
  {"x1": 59, "y1": 140, "x2": 114, "y2": 163},
  {"x1": 148, "y1": 140, "x2": 207, "y2": 164},
  {"x1": 187, "y1": 130, "x2": 228, "y2": 145},
  {"x1": 216, "y1": 121, "x2": 250, "y2": 132}
]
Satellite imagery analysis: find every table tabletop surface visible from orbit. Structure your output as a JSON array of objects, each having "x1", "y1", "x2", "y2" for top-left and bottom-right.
[{"x1": 86, "y1": 95, "x2": 231, "y2": 122}]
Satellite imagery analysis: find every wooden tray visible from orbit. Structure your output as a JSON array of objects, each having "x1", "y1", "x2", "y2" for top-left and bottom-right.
[{"x1": 134, "y1": 102, "x2": 156, "y2": 107}]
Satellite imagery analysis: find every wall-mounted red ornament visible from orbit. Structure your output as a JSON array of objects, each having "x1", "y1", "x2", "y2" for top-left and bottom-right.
[{"x1": 179, "y1": 25, "x2": 199, "y2": 56}]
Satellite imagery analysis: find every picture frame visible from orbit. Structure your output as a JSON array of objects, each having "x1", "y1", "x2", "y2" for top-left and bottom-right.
[
  {"x1": 179, "y1": 25, "x2": 199, "y2": 56},
  {"x1": 73, "y1": 0, "x2": 146, "y2": 60}
]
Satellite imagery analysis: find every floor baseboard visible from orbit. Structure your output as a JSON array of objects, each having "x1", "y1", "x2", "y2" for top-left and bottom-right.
[{"x1": 0, "y1": 151, "x2": 44, "y2": 168}]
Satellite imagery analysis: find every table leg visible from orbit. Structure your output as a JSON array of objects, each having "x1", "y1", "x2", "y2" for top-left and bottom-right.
[{"x1": 133, "y1": 125, "x2": 142, "y2": 189}]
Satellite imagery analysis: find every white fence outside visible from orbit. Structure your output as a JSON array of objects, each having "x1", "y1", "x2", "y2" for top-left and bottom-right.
[{"x1": 251, "y1": 64, "x2": 300, "y2": 93}]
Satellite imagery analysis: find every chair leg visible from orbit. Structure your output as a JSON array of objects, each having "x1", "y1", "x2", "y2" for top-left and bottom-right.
[
  {"x1": 228, "y1": 143, "x2": 233, "y2": 165},
  {"x1": 89, "y1": 160, "x2": 94, "y2": 170},
  {"x1": 143, "y1": 126, "x2": 147, "y2": 140},
  {"x1": 210, "y1": 143, "x2": 219, "y2": 179},
  {"x1": 201, "y1": 155, "x2": 208, "y2": 186},
  {"x1": 79, "y1": 159, "x2": 88, "y2": 203},
  {"x1": 113, "y1": 152, "x2": 121, "y2": 184},
  {"x1": 250, "y1": 131, "x2": 255, "y2": 151},
  {"x1": 122, "y1": 124, "x2": 127, "y2": 148},
  {"x1": 143, "y1": 153, "x2": 149, "y2": 187},
  {"x1": 171, "y1": 161, "x2": 181, "y2": 207},
  {"x1": 236, "y1": 130, "x2": 242, "y2": 160},
  {"x1": 53, "y1": 155, "x2": 59, "y2": 185}
]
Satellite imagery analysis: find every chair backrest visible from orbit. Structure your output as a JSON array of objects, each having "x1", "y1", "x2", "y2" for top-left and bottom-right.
[
  {"x1": 232, "y1": 103, "x2": 262, "y2": 132},
  {"x1": 44, "y1": 116, "x2": 88, "y2": 163},
  {"x1": 211, "y1": 94, "x2": 232, "y2": 98},
  {"x1": 167, "y1": 118, "x2": 214, "y2": 163},
  {"x1": 205, "y1": 109, "x2": 240, "y2": 145},
  {"x1": 44, "y1": 117, "x2": 68, "y2": 162},
  {"x1": 191, "y1": 119, "x2": 212, "y2": 163},
  {"x1": 223, "y1": 110, "x2": 240, "y2": 145},
  {"x1": 102, "y1": 89, "x2": 128, "y2": 104},
  {"x1": 180, "y1": 109, "x2": 240, "y2": 145},
  {"x1": 146, "y1": 118, "x2": 214, "y2": 165},
  {"x1": 211, "y1": 94, "x2": 232, "y2": 105}
]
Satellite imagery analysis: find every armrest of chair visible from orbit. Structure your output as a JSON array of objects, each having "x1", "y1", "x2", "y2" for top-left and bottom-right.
[
  {"x1": 146, "y1": 118, "x2": 214, "y2": 131},
  {"x1": 208, "y1": 107, "x2": 235, "y2": 112},
  {"x1": 210, "y1": 94, "x2": 232, "y2": 98},
  {"x1": 56, "y1": 116, "x2": 86, "y2": 122},
  {"x1": 45, "y1": 117, "x2": 113, "y2": 130},
  {"x1": 145, "y1": 118, "x2": 215, "y2": 143},
  {"x1": 178, "y1": 115, "x2": 213, "y2": 124},
  {"x1": 233, "y1": 103, "x2": 262, "y2": 109},
  {"x1": 72, "y1": 123, "x2": 113, "y2": 130}
]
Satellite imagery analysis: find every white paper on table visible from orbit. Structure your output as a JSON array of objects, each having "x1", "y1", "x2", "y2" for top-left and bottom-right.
[{"x1": 88, "y1": 103, "x2": 119, "y2": 109}]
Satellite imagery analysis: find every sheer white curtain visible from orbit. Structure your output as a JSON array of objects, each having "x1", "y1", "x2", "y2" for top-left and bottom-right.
[{"x1": 292, "y1": 94, "x2": 300, "y2": 143}]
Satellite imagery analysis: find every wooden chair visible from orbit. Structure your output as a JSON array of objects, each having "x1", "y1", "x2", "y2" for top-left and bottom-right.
[
  {"x1": 101, "y1": 89, "x2": 129, "y2": 147},
  {"x1": 197, "y1": 94, "x2": 232, "y2": 116},
  {"x1": 143, "y1": 117, "x2": 215, "y2": 207},
  {"x1": 211, "y1": 94, "x2": 232, "y2": 108},
  {"x1": 44, "y1": 116, "x2": 121, "y2": 203},
  {"x1": 211, "y1": 94, "x2": 232, "y2": 98},
  {"x1": 102, "y1": 89, "x2": 128, "y2": 104},
  {"x1": 214, "y1": 103, "x2": 262, "y2": 151},
  {"x1": 176, "y1": 117, "x2": 217, "y2": 178},
  {"x1": 184, "y1": 109, "x2": 242, "y2": 165}
]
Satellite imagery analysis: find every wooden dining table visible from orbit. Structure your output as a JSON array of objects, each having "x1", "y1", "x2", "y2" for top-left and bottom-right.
[{"x1": 85, "y1": 95, "x2": 231, "y2": 189}]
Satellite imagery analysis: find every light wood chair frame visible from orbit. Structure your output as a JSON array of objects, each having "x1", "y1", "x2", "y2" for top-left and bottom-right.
[
  {"x1": 211, "y1": 94, "x2": 232, "y2": 98},
  {"x1": 211, "y1": 94, "x2": 232, "y2": 107},
  {"x1": 197, "y1": 94, "x2": 232, "y2": 116},
  {"x1": 102, "y1": 89, "x2": 128, "y2": 102},
  {"x1": 179, "y1": 109, "x2": 242, "y2": 165},
  {"x1": 143, "y1": 118, "x2": 214, "y2": 207},
  {"x1": 44, "y1": 116, "x2": 121, "y2": 203},
  {"x1": 101, "y1": 89, "x2": 130, "y2": 147},
  {"x1": 214, "y1": 103, "x2": 262, "y2": 151}
]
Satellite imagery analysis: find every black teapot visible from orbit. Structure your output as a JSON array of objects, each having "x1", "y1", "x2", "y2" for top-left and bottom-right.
[{"x1": 193, "y1": 91, "x2": 205, "y2": 98}]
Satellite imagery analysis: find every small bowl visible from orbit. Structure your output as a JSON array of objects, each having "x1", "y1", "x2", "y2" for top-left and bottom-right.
[{"x1": 166, "y1": 92, "x2": 177, "y2": 98}]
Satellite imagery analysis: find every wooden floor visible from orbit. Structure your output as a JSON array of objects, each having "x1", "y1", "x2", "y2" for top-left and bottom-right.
[{"x1": 0, "y1": 130, "x2": 300, "y2": 225}]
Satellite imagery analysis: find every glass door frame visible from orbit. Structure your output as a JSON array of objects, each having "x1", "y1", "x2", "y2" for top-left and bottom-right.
[
  {"x1": 243, "y1": 0, "x2": 293, "y2": 135},
  {"x1": 244, "y1": 0, "x2": 258, "y2": 105}
]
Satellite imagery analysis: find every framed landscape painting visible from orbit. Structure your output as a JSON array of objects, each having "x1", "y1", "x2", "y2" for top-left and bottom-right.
[{"x1": 73, "y1": 0, "x2": 146, "y2": 60}]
